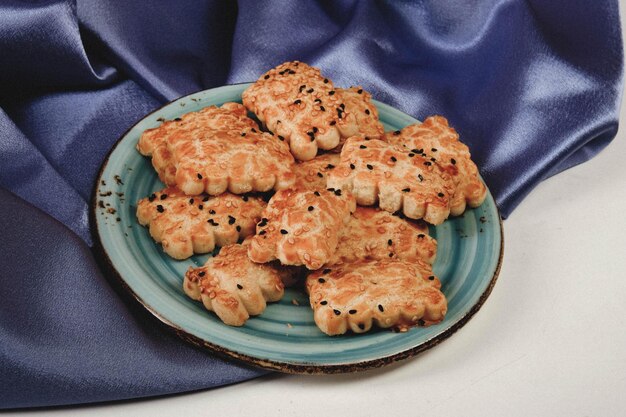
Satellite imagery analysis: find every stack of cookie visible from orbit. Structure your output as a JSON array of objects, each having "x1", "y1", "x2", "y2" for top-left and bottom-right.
[{"x1": 136, "y1": 61, "x2": 486, "y2": 335}]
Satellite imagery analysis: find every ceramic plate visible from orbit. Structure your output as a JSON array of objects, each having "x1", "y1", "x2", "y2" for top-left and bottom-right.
[{"x1": 92, "y1": 83, "x2": 503, "y2": 373}]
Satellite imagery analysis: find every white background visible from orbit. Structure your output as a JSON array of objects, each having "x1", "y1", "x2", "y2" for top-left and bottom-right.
[{"x1": 9, "y1": 4, "x2": 626, "y2": 416}]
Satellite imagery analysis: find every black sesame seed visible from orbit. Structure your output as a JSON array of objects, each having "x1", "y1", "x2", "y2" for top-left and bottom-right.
[
  {"x1": 402, "y1": 188, "x2": 411, "y2": 192},
  {"x1": 358, "y1": 323, "x2": 365, "y2": 330},
  {"x1": 198, "y1": 204, "x2": 203, "y2": 210},
  {"x1": 264, "y1": 74, "x2": 270, "y2": 79},
  {"x1": 359, "y1": 145, "x2": 367, "y2": 149},
  {"x1": 278, "y1": 135, "x2": 285, "y2": 141},
  {"x1": 259, "y1": 230, "x2": 266, "y2": 235},
  {"x1": 424, "y1": 161, "x2": 432, "y2": 166},
  {"x1": 314, "y1": 98, "x2": 322, "y2": 103},
  {"x1": 327, "y1": 188, "x2": 335, "y2": 192},
  {"x1": 203, "y1": 196, "x2": 210, "y2": 202},
  {"x1": 307, "y1": 88, "x2": 314, "y2": 93},
  {"x1": 258, "y1": 218, "x2": 267, "y2": 227},
  {"x1": 428, "y1": 275, "x2": 435, "y2": 280},
  {"x1": 323, "y1": 78, "x2": 329, "y2": 83},
  {"x1": 330, "y1": 120, "x2": 336, "y2": 126},
  {"x1": 160, "y1": 194, "x2": 168, "y2": 200},
  {"x1": 349, "y1": 309, "x2": 357, "y2": 314},
  {"x1": 251, "y1": 128, "x2": 257, "y2": 133},
  {"x1": 378, "y1": 304, "x2": 384, "y2": 312},
  {"x1": 329, "y1": 90, "x2": 335, "y2": 95},
  {"x1": 408, "y1": 153, "x2": 415, "y2": 157},
  {"x1": 350, "y1": 163, "x2": 356, "y2": 170},
  {"x1": 299, "y1": 84, "x2": 306, "y2": 92},
  {"x1": 393, "y1": 130, "x2": 401, "y2": 135},
  {"x1": 317, "y1": 172, "x2": 324, "y2": 178},
  {"x1": 199, "y1": 271, "x2": 206, "y2": 277},
  {"x1": 189, "y1": 198, "x2": 194, "y2": 204},
  {"x1": 228, "y1": 215, "x2": 236, "y2": 225},
  {"x1": 280, "y1": 229, "x2": 288, "y2": 234},
  {"x1": 451, "y1": 158, "x2": 457, "y2": 165},
  {"x1": 314, "y1": 191, "x2": 321, "y2": 196},
  {"x1": 366, "y1": 164, "x2": 373, "y2": 170},
  {"x1": 174, "y1": 117, "x2": 182, "y2": 122},
  {"x1": 237, "y1": 284, "x2": 243, "y2": 289},
  {"x1": 320, "y1": 300, "x2": 328, "y2": 305},
  {"x1": 388, "y1": 239, "x2": 393, "y2": 245},
  {"x1": 418, "y1": 234, "x2": 425, "y2": 238},
  {"x1": 236, "y1": 225, "x2": 241, "y2": 232},
  {"x1": 357, "y1": 89, "x2": 363, "y2": 94},
  {"x1": 156, "y1": 205, "x2": 164, "y2": 213},
  {"x1": 388, "y1": 252, "x2": 393, "y2": 257},
  {"x1": 323, "y1": 268, "x2": 331, "y2": 274},
  {"x1": 325, "y1": 164, "x2": 335, "y2": 169},
  {"x1": 340, "y1": 103, "x2": 345, "y2": 109},
  {"x1": 431, "y1": 157, "x2": 437, "y2": 162},
  {"x1": 438, "y1": 192, "x2": 444, "y2": 198},
  {"x1": 294, "y1": 99, "x2": 302, "y2": 105},
  {"x1": 431, "y1": 148, "x2": 438, "y2": 152},
  {"x1": 308, "y1": 206, "x2": 314, "y2": 211},
  {"x1": 334, "y1": 189, "x2": 342, "y2": 196},
  {"x1": 209, "y1": 209, "x2": 216, "y2": 214},
  {"x1": 418, "y1": 174, "x2": 424, "y2": 181},
  {"x1": 242, "y1": 195, "x2": 249, "y2": 201},
  {"x1": 313, "y1": 127, "x2": 319, "y2": 133},
  {"x1": 333, "y1": 309, "x2": 341, "y2": 316},
  {"x1": 320, "y1": 106, "x2": 326, "y2": 111},
  {"x1": 418, "y1": 319, "x2": 426, "y2": 326},
  {"x1": 148, "y1": 193, "x2": 157, "y2": 202},
  {"x1": 197, "y1": 173, "x2": 203, "y2": 179},
  {"x1": 318, "y1": 278, "x2": 326, "y2": 283},
  {"x1": 391, "y1": 156, "x2": 397, "y2": 162},
  {"x1": 365, "y1": 109, "x2": 370, "y2": 115}
]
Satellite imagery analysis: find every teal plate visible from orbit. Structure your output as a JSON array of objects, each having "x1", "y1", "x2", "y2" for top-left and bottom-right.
[{"x1": 92, "y1": 83, "x2": 503, "y2": 374}]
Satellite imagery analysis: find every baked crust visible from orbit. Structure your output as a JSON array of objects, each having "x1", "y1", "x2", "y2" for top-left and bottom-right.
[
  {"x1": 293, "y1": 153, "x2": 341, "y2": 191},
  {"x1": 183, "y1": 242, "x2": 286, "y2": 326},
  {"x1": 306, "y1": 259, "x2": 447, "y2": 335},
  {"x1": 242, "y1": 61, "x2": 383, "y2": 161},
  {"x1": 136, "y1": 187, "x2": 266, "y2": 259},
  {"x1": 327, "y1": 136, "x2": 455, "y2": 224},
  {"x1": 247, "y1": 188, "x2": 356, "y2": 270},
  {"x1": 137, "y1": 103, "x2": 296, "y2": 195},
  {"x1": 385, "y1": 116, "x2": 486, "y2": 215},
  {"x1": 329, "y1": 207, "x2": 437, "y2": 266}
]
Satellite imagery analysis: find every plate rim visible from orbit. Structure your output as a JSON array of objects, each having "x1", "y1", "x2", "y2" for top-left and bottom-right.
[{"x1": 90, "y1": 84, "x2": 505, "y2": 374}]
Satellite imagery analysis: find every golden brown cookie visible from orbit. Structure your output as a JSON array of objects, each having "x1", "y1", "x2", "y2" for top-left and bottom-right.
[
  {"x1": 183, "y1": 242, "x2": 286, "y2": 326},
  {"x1": 385, "y1": 116, "x2": 486, "y2": 215},
  {"x1": 137, "y1": 103, "x2": 296, "y2": 195},
  {"x1": 136, "y1": 187, "x2": 266, "y2": 259},
  {"x1": 293, "y1": 153, "x2": 341, "y2": 191},
  {"x1": 242, "y1": 61, "x2": 384, "y2": 161},
  {"x1": 329, "y1": 207, "x2": 437, "y2": 266},
  {"x1": 306, "y1": 259, "x2": 447, "y2": 335},
  {"x1": 327, "y1": 136, "x2": 455, "y2": 225},
  {"x1": 247, "y1": 188, "x2": 356, "y2": 270}
]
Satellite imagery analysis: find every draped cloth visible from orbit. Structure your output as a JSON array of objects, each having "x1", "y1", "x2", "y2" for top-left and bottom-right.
[{"x1": 0, "y1": 0, "x2": 622, "y2": 409}]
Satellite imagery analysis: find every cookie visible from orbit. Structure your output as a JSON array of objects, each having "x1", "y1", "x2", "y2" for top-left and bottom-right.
[
  {"x1": 242, "y1": 61, "x2": 384, "y2": 161},
  {"x1": 329, "y1": 207, "x2": 437, "y2": 266},
  {"x1": 183, "y1": 242, "x2": 286, "y2": 326},
  {"x1": 327, "y1": 136, "x2": 455, "y2": 225},
  {"x1": 385, "y1": 116, "x2": 486, "y2": 215},
  {"x1": 247, "y1": 188, "x2": 356, "y2": 269},
  {"x1": 293, "y1": 153, "x2": 341, "y2": 191},
  {"x1": 306, "y1": 259, "x2": 447, "y2": 335},
  {"x1": 138, "y1": 103, "x2": 296, "y2": 195},
  {"x1": 136, "y1": 187, "x2": 266, "y2": 259}
]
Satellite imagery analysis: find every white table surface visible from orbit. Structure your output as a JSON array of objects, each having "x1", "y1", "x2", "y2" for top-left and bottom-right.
[{"x1": 10, "y1": 10, "x2": 626, "y2": 417}]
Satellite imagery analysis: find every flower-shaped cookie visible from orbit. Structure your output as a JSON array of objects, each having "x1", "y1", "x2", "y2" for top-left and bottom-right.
[
  {"x1": 136, "y1": 187, "x2": 266, "y2": 259},
  {"x1": 184, "y1": 243, "x2": 287, "y2": 326},
  {"x1": 247, "y1": 188, "x2": 356, "y2": 269},
  {"x1": 306, "y1": 259, "x2": 447, "y2": 335},
  {"x1": 385, "y1": 116, "x2": 486, "y2": 215},
  {"x1": 327, "y1": 136, "x2": 455, "y2": 225}
]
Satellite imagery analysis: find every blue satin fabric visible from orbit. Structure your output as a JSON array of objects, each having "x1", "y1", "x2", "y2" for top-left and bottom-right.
[{"x1": 0, "y1": 0, "x2": 622, "y2": 409}]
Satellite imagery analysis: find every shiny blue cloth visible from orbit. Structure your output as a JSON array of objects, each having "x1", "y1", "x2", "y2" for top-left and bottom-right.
[{"x1": 0, "y1": 0, "x2": 622, "y2": 409}]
